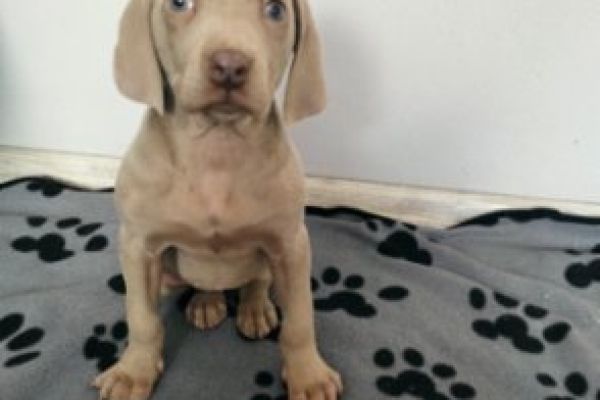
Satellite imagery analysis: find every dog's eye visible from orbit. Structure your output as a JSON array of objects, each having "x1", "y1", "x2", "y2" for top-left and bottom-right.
[
  {"x1": 170, "y1": 0, "x2": 194, "y2": 12},
  {"x1": 264, "y1": 1, "x2": 286, "y2": 21}
]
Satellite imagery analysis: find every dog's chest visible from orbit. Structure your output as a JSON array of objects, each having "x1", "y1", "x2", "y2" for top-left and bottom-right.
[
  {"x1": 169, "y1": 176, "x2": 242, "y2": 232},
  {"x1": 168, "y1": 135, "x2": 265, "y2": 231}
]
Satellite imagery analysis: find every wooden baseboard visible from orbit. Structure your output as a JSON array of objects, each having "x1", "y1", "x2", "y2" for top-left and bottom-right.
[{"x1": 1, "y1": 145, "x2": 599, "y2": 227}]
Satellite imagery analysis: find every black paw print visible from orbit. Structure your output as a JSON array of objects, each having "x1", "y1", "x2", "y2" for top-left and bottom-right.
[
  {"x1": 11, "y1": 216, "x2": 108, "y2": 263},
  {"x1": 537, "y1": 371, "x2": 600, "y2": 400},
  {"x1": 108, "y1": 274, "x2": 126, "y2": 295},
  {"x1": 374, "y1": 347, "x2": 476, "y2": 399},
  {"x1": 312, "y1": 266, "x2": 376, "y2": 318},
  {"x1": 312, "y1": 266, "x2": 409, "y2": 318},
  {"x1": 26, "y1": 178, "x2": 64, "y2": 197},
  {"x1": 469, "y1": 288, "x2": 571, "y2": 354},
  {"x1": 83, "y1": 321, "x2": 128, "y2": 372},
  {"x1": 377, "y1": 230, "x2": 432, "y2": 266},
  {"x1": 0, "y1": 313, "x2": 44, "y2": 368},
  {"x1": 250, "y1": 370, "x2": 286, "y2": 400},
  {"x1": 564, "y1": 258, "x2": 600, "y2": 289}
]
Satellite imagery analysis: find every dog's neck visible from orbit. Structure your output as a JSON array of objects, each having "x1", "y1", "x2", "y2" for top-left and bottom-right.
[{"x1": 152, "y1": 103, "x2": 288, "y2": 173}]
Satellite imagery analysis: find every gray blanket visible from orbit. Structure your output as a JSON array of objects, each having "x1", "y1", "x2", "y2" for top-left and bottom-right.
[{"x1": 1, "y1": 177, "x2": 599, "y2": 400}]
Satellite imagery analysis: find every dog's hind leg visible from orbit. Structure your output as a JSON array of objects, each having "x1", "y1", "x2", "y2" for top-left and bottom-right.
[
  {"x1": 237, "y1": 278, "x2": 279, "y2": 339},
  {"x1": 186, "y1": 290, "x2": 228, "y2": 330}
]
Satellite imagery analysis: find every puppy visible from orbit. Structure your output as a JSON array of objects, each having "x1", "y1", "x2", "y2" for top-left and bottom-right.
[{"x1": 92, "y1": 1, "x2": 342, "y2": 399}]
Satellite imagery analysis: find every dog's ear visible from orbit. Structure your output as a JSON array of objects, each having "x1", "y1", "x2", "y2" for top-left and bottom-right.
[
  {"x1": 114, "y1": 0, "x2": 164, "y2": 114},
  {"x1": 284, "y1": 0, "x2": 326, "y2": 124}
]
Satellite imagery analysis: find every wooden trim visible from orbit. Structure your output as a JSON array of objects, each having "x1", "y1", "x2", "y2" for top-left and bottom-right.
[
  {"x1": 1, "y1": 145, "x2": 599, "y2": 227},
  {"x1": 0, "y1": 146, "x2": 120, "y2": 189},
  {"x1": 306, "y1": 177, "x2": 600, "y2": 227}
]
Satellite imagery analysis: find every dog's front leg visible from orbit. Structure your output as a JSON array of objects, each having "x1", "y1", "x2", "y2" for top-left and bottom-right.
[
  {"x1": 271, "y1": 225, "x2": 342, "y2": 400},
  {"x1": 93, "y1": 227, "x2": 164, "y2": 400}
]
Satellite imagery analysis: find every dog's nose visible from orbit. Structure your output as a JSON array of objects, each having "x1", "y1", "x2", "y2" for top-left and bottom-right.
[{"x1": 210, "y1": 50, "x2": 251, "y2": 91}]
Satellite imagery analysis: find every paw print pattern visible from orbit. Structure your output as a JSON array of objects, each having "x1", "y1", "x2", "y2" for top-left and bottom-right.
[
  {"x1": 537, "y1": 371, "x2": 600, "y2": 400},
  {"x1": 0, "y1": 313, "x2": 44, "y2": 368},
  {"x1": 83, "y1": 321, "x2": 128, "y2": 372},
  {"x1": 564, "y1": 259, "x2": 600, "y2": 289},
  {"x1": 377, "y1": 230, "x2": 432, "y2": 266},
  {"x1": 312, "y1": 266, "x2": 376, "y2": 317},
  {"x1": 469, "y1": 288, "x2": 571, "y2": 354},
  {"x1": 26, "y1": 178, "x2": 64, "y2": 197},
  {"x1": 250, "y1": 370, "x2": 286, "y2": 400},
  {"x1": 11, "y1": 216, "x2": 108, "y2": 263},
  {"x1": 107, "y1": 274, "x2": 126, "y2": 295},
  {"x1": 373, "y1": 347, "x2": 476, "y2": 399},
  {"x1": 312, "y1": 266, "x2": 409, "y2": 318}
]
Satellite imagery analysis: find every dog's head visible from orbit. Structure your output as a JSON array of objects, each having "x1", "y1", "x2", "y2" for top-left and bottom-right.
[{"x1": 114, "y1": 0, "x2": 325, "y2": 125}]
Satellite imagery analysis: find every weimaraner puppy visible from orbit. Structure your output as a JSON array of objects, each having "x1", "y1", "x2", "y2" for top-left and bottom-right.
[{"x1": 91, "y1": 0, "x2": 342, "y2": 399}]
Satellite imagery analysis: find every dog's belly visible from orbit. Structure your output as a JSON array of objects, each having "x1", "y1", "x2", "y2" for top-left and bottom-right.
[{"x1": 173, "y1": 247, "x2": 270, "y2": 291}]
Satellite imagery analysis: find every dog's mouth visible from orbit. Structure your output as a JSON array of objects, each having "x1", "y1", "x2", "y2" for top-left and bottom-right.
[
  {"x1": 204, "y1": 103, "x2": 249, "y2": 124},
  {"x1": 200, "y1": 91, "x2": 254, "y2": 122},
  {"x1": 206, "y1": 102, "x2": 247, "y2": 115}
]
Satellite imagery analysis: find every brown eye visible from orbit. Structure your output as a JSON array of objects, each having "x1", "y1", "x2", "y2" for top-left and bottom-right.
[
  {"x1": 170, "y1": 0, "x2": 194, "y2": 13},
  {"x1": 264, "y1": 0, "x2": 286, "y2": 21}
]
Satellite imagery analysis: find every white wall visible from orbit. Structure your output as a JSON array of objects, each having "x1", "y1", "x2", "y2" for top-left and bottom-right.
[
  {"x1": 1, "y1": 1, "x2": 599, "y2": 202},
  {"x1": 0, "y1": 1, "x2": 140, "y2": 157}
]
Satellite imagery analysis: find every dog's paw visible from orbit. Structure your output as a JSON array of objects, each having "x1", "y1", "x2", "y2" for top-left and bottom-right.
[
  {"x1": 92, "y1": 349, "x2": 163, "y2": 400},
  {"x1": 236, "y1": 297, "x2": 279, "y2": 339},
  {"x1": 186, "y1": 291, "x2": 227, "y2": 330},
  {"x1": 282, "y1": 352, "x2": 342, "y2": 400}
]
